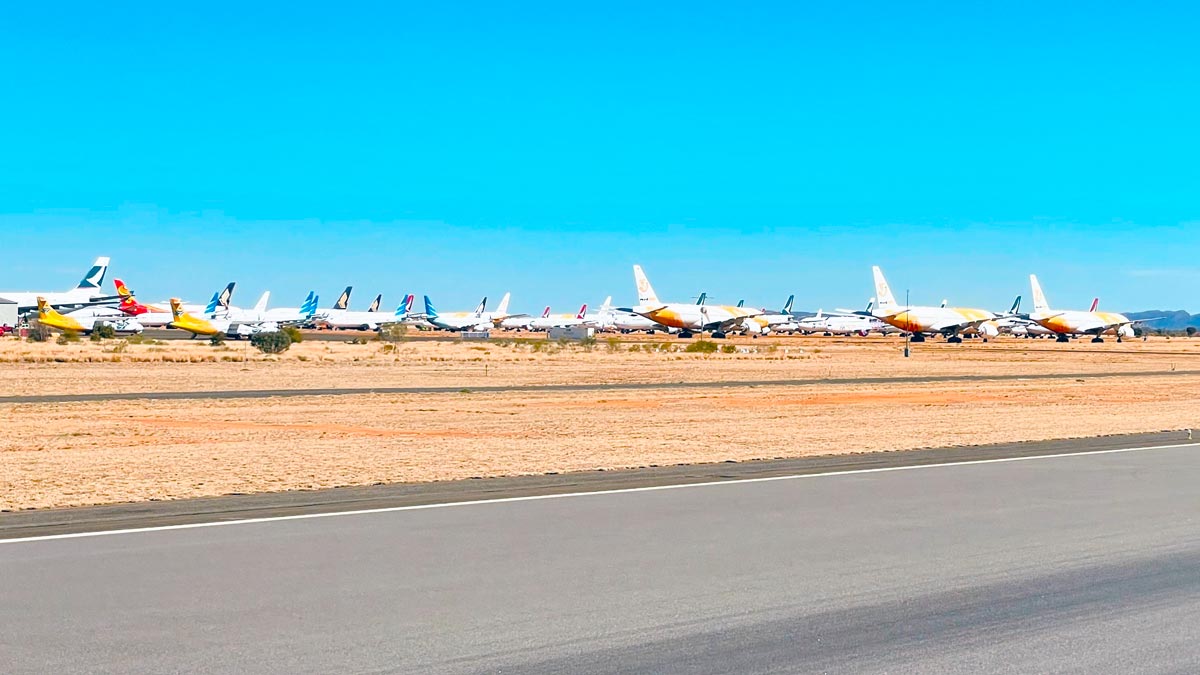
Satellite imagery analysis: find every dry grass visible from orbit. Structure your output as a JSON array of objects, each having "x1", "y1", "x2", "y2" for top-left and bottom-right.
[{"x1": 2, "y1": 334, "x2": 1199, "y2": 510}]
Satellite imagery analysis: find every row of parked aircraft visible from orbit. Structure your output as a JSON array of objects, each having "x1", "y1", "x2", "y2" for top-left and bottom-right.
[{"x1": 3, "y1": 258, "x2": 1153, "y2": 343}]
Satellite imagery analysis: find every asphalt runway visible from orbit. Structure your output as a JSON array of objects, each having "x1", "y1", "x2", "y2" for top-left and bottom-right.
[
  {"x1": 2, "y1": 368, "x2": 1198, "y2": 404},
  {"x1": 4, "y1": 439, "x2": 1200, "y2": 673}
]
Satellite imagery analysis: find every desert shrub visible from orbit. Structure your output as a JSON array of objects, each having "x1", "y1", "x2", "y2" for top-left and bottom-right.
[
  {"x1": 684, "y1": 340, "x2": 719, "y2": 354},
  {"x1": 209, "y1": 334, "x2": 226, "y2": 347},
  {"x1": 89, "y1": 323, "x2": 117, "y2": 341},
  {"x1": 605, "y1": 337, "x2": 621, "y2": 353},
  {"x1": 27, "y1": 323, "x2": 51, "y2": 342},
  {"x1": 721, "y1": 344, "x2": 737, "y2": 354},
  {"x1": 378, "y1": 324, "x2": 407, "y2": 342},
  {"x1": 250, "y1": 330, "x2": 292, "y2": 354},
  {"x1": 56, "y1": 332, "x2": 80, "y2": 345},
  {"x1": 282, "y1": 325, "x2": 304, "y2": 344}
]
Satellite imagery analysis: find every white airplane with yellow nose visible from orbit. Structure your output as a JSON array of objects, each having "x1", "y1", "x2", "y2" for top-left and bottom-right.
[
  {"x1": 628, "y1": 265, "x2": 761, "y2": 338},
  {"x1": 870, "y1": 266, "x2": 1011, "y2": 343},
  {"x1": 36, "y1": 297, "x2": 144, "y2": 335},
  {"x1": 1026, "y1": 275, "x2": 1137, "y2": 343}
]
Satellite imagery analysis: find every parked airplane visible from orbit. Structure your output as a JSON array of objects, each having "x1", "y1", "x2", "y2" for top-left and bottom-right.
[
  {"x1": 377, "y1": 295, "x2": 417, "y2": 327},
  {"x1": 870, "y1": 267, "x2": 1012, "y2": 342},
  {"x1": 418, "y1": 293, "x2": 513, "y2": 331},
  {"x1": 798, "y1": 303, "x2": 890, "y2": 336},
  {"x1": 627, "y1": 265, "x2": 762, "y2": 338},
  {"x1": 35, "y1": 297, "x2": 143, "y2": 335},
  {"x1": 499, "y1": 306, "x2": 548, "y2": 331},
  {"x1": 3, "y1": 257, "x2": 119, "y2": 313},
  {"x1": 116, "y1": 279, "x2": 230, "y2": 327},
  {"x1": 1025, "y1": 274, "x2": 1139, "y2": 343},
  {"x1": 312, "y1": 287, "x2": 386, "y2": 330},
  {"x1": 529, "y1": 304, "x2": 588, "y2": 331},
  {"x1": 168, "y1": 298, "x2": 279, "y2": 338},
  {"x1": 740, "y1": 295, "x2": 797, "y2": 334}
]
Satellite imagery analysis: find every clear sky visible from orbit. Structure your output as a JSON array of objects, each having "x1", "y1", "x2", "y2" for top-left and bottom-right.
[{"x1": 2, "y1": 2, "x2": 1197, "y2": 312}]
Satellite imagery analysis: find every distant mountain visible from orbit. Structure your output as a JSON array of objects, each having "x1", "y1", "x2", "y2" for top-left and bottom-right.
[{"x1": 1125, "y1": 310, "x2": 1200, "y2": 331}]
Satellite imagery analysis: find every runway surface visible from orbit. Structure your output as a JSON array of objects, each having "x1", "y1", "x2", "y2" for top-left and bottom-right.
[
  {"x1": 4, "y1": 438, "x2": 1200, "y2": 673},
  {"x1": 2, "y1": 368, "x2": 1197, "y2": 404}
]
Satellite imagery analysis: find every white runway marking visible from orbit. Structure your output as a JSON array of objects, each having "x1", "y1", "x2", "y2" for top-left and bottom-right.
[{"x1": 3, "y1": 442, "x2": 1196, "y2": 545}]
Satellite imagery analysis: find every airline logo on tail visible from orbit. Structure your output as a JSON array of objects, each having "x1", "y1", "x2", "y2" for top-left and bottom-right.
[
  {"x1": 1030, "y1": 274, "x2": 1050, "y2": 314},
  {"x1": 36, "y1": 297, "x2": 85, "y2": 332},
  {"x1": 424, "y1": 296, "x2": 439, "y2": 318},
  {"x1": 76, "y1": 257, "x2": 110, "y2": 291},
  {"x1": 575, "y1": 304, "x2": 588, "y2": 320},
  {"x1": 394, "y1": 294, "x2": 415, "y2": 317},
  {"x1": 782, "y1": 294, "x2": 795, "y2": 314},
  {"x1": 367, "y1": 294, "x2": 382, "y2": 313},
  {"x1": 541, "y1": 306, "x2": 551, "y2": 319},
  {"x1": 300, "y1": 292, "x2": 318, "y2": 317},
  {"x1": 471, "y1": 297, "x2": 487, "y2": 317},
  {"x1": 872, "y1": 267, "x2": 898, "y2": 310},
  {"x1": 633, "y1": 265, "x2": 660, "y2": 306},
  {"x1": 334, "y1": 287, "x2": 352, "y2": 311}
]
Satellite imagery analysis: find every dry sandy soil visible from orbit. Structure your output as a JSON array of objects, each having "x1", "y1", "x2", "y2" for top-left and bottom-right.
[{"x1": 2, "y1": 334, "x2": 1199, "y2": 510}]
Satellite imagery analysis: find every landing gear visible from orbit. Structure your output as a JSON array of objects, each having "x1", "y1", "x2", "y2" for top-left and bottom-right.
[
  {"x1": 910, "y1": 333, "x2": 926, "y2": 343},
  {"x1": 947, "y1": 335, "x2": 963, "y2": 344},
  {"x1": 1091, "y1": 336, "x2": 1104, "y2": 344},
  {"x1": 1056, "y1": 335, "x2": 1070, "y2": 343},
  {"x1": 711, "y1": 331, "x2": 726, "y2": 339},
  {"x1": 678, "y1": 331, "x2": 693, "y2": 339}
]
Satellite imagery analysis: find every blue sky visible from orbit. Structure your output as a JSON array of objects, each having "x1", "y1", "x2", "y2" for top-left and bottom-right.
[{"x1": 2, "y1": 2, "x2": 1198, "y2": 312}]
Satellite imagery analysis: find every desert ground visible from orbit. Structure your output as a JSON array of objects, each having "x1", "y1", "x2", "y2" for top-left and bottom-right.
[{"x1": 2, "y1": 332, "x2": 1199, "y2": 510}]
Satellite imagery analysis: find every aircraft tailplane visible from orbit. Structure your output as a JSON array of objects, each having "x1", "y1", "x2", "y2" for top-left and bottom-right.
[
  {"x1": 334, "y1": 286, "x2": 352, "y2": 311},
  {"x1": 423, "y1": 295, "x2": 439, "y2": 318},
  {"x1": 253, "y1": 292, "x2": 270, "y2": 313},
  {"x1": 1029, "y1": 275, "x2": 1050, "y2": 313},
  {"x1": 633, "y1": 265, "x2": 660, "y2": 306},
  {"x1": 495, "y1": 292, "x2": 511, "y2": 317},
  {"x1": 367, "y1": 294, "x2": 382, "y2": 313},
  {"x1": 872, "y1": 267, "x2": 897, "y2": 311},
  {"x1": 74, "y1": 257, "x2": 110, "y2": 291},
  {"x1": 782, "y1": 294, "x2": 794, "y2": 314}
]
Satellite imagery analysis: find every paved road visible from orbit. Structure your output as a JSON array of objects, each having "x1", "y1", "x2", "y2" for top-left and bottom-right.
[
  {"x1": 3, "y1": 368, "x2": 1197, "y2": 404},
  {"x1": 4, "y1": 441, "x2": 1200, "y2": 673}
]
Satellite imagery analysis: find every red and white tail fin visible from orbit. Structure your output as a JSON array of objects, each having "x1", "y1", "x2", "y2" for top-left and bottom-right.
[
  {"x1": 541, "y1": 306, "x2": 550, "y2": 318},
  {"x1": 1089, "y1": 298, "x2": 1099, "y2": 312},
  {"x1": 575, "y1": 304, "x2": 588, "y2": 319},
  {"x1": 114, "y1": 278, "x2": 134, "y2": 299}
]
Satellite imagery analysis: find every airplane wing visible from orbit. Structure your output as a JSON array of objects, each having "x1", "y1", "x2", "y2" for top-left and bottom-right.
[{"x1": 928, "y1": 317, "x2": 994, "y2": 334}]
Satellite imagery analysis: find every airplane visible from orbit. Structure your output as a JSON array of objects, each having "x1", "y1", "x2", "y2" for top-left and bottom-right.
[
  {"x1": 168, "y1": 298, "x2": 279, "y2": 338},
  {"x1": 312, "y1": 287, "x2": 386, "y2": 330},
  {"x1": 870, "y1": 266, "x2": 1014, "y2": 343},
  {"x1": 3, "y1": 257, "x2": 120, "y2": 313},
  {"x1": 35, "y1": 297, "x2": 144, "y2": 335},
  {"x1": 499, "y1": 306, "x2": 548, "y2": 331},
  {"x1": 1024, "y1": 274, "x2": 1141, "y2": 343},
  {"x1": 740, "y1": 295, "x2": 797, "y2": 334},
  {"x1": 114, "y1": 279, "x2": 231, "y2": 328},
  {"x1": 529, "y1": 304, "x2": 589, "y2": 331},
  {"x1": 797, "y1": 302, "x2": 891, "y2": 336},
  {"x1": 626, "y1": 265, "x2": 762, "y2": 338},
  {"x1": 377, "y1": 295, "x2": 417, "y2": 327},
  {"x1": 421, "y1": 294, "x2": 511, "y2": 331},
  {"x1": 218, "y1": 291, "x2": 319, "y2": 330}
]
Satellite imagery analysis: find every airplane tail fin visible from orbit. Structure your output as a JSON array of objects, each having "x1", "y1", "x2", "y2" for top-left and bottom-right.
[
  {"x1": 735, "y1": 299, "x2": 744, "y2": 308},
  {"x1": 872, "y1": 267, "x2": 897, "y2": 311},
  {"x1": 423, "y1": 296, "x2": 438, "y2": 318},
  {"x1": 74, "y1": 257, "x2": 110, "y2": 291},
  {"x1": 1008, "y1": 295, "x2": 1022, "y2": 315},
  {"x1": 541, "y1": 306, "x2": 550, "y2": 318},
  {"x1": 204, "y1": 292, "x2": 221, "y2": 315},
  {"x1": 782, "y1": 294, "x2": 794, "y2": 314},
  {"x1": 300, "y1": 292, "x2": 317, "y2": 316},
  {"x1": 633, "y1": 265, "x2": 660, "y2": 306},
  {"x1": 334, "y1": 286, "x2": 352, "y2": 310},
  {"x1": 576, "y1": 304, "x2": 588, "y2": 319},
  {"x1": 218, "y1": 283, "x2": 235, "y2": 309},
  {"x1": 367, "y1": 294, "x2": 382, "y2": 313},
  {"x1": 696, "y1": 292, "x2": 707, "y2": 306},
  {"x1": 169, "y1": 298, "x2": 186, "y2": 320},
  {"x1": 113, "y1": 278, "x2": 133, "y2": 299},
  {"x1": 253, "y1": 292, "x2": 270, "y2": 313},
  {"x1": 472, "y1": 297, "x2": 487, "y2": 317},
  {"x1": 601, "y1": 296, "x2": 613, "y2": 312},
  {"x1": 1029, "y1": 275, "x2": 1050, "y2": 313},
  {"x1": 36, "y1": 297, "x2": 57, "y2": 319},
  {"x1": 495, "y1": 292, "x2": 511, "y2": 317},
  {"x1": 395, "y1": 294, "x2": 414, "y2": 317},
  {"x1": 1089, "y1": 297, "x2": 1099, "y2": 312}
]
